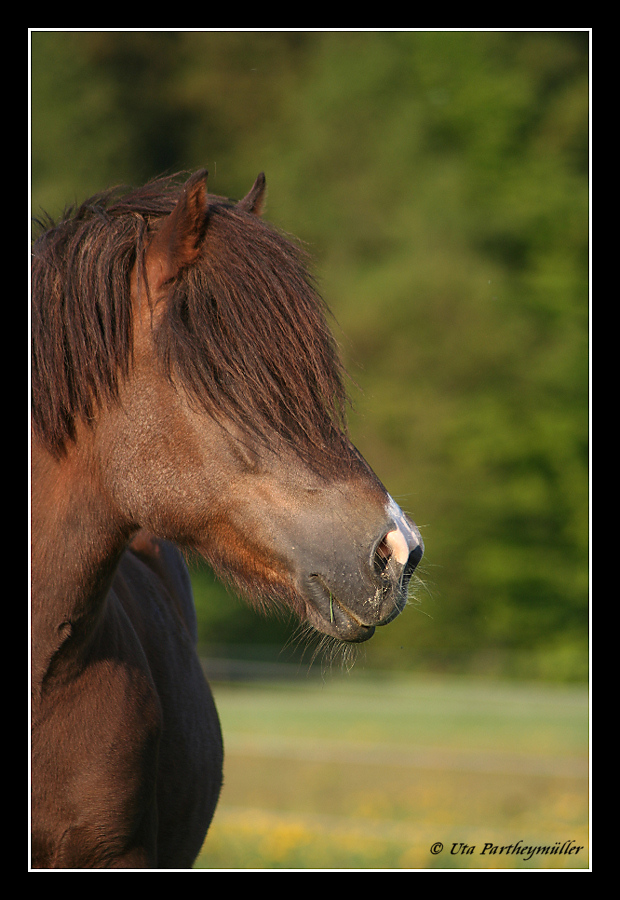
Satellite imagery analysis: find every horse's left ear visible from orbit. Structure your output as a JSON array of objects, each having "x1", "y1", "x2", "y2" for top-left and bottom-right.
[
  {"x1": 144, "y1": 169, "x2": 209, "y2": 293},
  {"x1": 237, "y1": 173, "x2": 266, "y2": 216}
]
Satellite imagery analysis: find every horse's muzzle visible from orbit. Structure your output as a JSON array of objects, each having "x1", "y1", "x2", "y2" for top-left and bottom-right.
[{"x1": 302, "y1": 496, "x2": 424, "y2": 643}]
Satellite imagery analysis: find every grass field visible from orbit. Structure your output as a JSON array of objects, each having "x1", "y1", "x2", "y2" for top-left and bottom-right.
[{"x1": 194, "y1": 670, "x2": 589, "y2": 870}]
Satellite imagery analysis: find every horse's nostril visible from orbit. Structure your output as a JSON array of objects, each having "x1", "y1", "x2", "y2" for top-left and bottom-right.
[
  {"x1": 374, "y1": 526, "x2": 423, "y2": 586},
  {"x1": 373, "y1": 536, "x2": 392, "y2": 578}
]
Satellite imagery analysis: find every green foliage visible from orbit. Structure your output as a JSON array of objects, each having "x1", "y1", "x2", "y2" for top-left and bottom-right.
[{"x1": 31, "y1": 30, "x2": 589, "y2": 680}]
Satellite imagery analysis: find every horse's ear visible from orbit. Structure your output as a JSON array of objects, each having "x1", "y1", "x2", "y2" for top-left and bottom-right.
[
  {"x1": 237, "y1": 173, "x2": 266, "y2": 216},
  {"x1": 145, "y1": 169, "x2": 208, "y2": 292}
]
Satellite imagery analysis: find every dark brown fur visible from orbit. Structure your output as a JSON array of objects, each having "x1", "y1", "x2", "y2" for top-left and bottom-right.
[{"x1": 31, "y1": 170, "x2": 422, "y2": 869}]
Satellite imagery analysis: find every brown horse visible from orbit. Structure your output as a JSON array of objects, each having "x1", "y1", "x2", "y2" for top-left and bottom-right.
[{"x1": 30, "y1": 170, "x2": 423, "y2": 868}]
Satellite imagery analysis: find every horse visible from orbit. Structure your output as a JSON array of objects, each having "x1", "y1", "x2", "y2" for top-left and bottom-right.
[{"x1": 30, "y1": 169, "x2": 424, "y2": 869}]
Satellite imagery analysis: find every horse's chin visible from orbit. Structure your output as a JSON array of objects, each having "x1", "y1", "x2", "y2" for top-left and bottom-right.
[
  {"x1": 329, "y1": 620, "x2": 376, "y2": 644},
  {"x1": 302, "y1": 579, "x2": 378, "y2": 643},
  {"x1": 308, "y1": 612, "x2": 376, "y2": 643}
]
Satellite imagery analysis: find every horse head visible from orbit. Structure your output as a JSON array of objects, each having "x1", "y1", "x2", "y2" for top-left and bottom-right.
[{"x1": 33, "y1": 170, "x2": 424, "y2": 644}]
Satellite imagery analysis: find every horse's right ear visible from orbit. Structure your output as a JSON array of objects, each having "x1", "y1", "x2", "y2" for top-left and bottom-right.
[
  {"x1": 144, "y1": 170, "x2": 209, "y2": 293},
  {"x1": 237, "y1": 173, "x2": 266, "y2": 216}
]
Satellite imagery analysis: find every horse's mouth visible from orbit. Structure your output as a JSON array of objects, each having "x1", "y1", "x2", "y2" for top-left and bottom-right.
[{"x1": 305, "y1": 576, "x2": 377, "y2": 643}]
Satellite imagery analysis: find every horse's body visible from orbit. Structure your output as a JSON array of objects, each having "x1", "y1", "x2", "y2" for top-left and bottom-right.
[
  {"x1": 30, "y1": 170, "x2": 423, "y2": 868},
  {"x1": 31, "y1": 529, "x2": 222, "y2": 868}
]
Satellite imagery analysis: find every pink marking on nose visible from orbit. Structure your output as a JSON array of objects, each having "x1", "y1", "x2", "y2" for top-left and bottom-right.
[
  {"x1": 384, "y1": 526, "x2": 411, "y2": 566},
  {"x1": 384, "y1": 495, "x2": 422, "y2": 567}
]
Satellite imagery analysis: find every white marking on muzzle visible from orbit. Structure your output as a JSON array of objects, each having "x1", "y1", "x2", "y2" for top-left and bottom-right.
[{"x1": 385, "y1": 495, "x2": 421, "y2": 565}]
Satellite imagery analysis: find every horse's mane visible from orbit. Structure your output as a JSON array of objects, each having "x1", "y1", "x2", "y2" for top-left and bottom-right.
[{"x1": 31, "y1": 175, "x2": 350, "y2": 468}]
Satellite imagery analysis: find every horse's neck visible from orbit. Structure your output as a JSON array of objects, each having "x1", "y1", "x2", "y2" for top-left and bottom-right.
[{"x1": 30, "y1": 438, "x2": 128, "y2": 703}]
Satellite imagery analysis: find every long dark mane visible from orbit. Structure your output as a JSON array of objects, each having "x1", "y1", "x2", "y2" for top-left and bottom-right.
[{"x1": 31, "y1": 174, "x2": 350, "y2": 467}]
